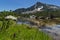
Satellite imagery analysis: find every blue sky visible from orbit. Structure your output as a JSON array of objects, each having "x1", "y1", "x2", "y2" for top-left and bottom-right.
[{"x1": 0, "y1": 0, "x2": 60, "y2": 11}]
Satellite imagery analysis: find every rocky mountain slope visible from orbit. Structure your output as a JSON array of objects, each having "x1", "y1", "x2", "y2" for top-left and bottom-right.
[{"x1": 14, "y1": 2, "x2": 60, "y2": 14}]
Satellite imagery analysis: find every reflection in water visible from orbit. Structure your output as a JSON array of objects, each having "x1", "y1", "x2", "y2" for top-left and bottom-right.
[
  {"x1": 17, "y1": 20, "x2": 60, "y2": 40},
  {"x1": 17, "y1": 20, "x2": 37, "y2": 26},
  {"x1": 40, "y1": 25, "x2": 60, "y2": 40},
  {"x1": 39, "y1": 25, "x2": 60, "y2": 33},
  {"x1": 17, "y1": 20, "x2": 60, "y2": 35},
  {"x1": 17, "y1": 20, "x2": 60, "y2": 34}
]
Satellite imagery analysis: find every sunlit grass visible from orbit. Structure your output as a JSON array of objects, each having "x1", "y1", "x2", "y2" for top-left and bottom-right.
[{"x1": 0, "y1": 20, "x2": 52, "y2": 40}]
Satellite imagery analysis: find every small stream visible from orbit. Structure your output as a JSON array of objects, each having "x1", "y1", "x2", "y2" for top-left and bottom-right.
[
  {"x1": 39, "y1": 25, "x2": 60, "y2": 40},
  {"x1": 17, "y1": 20, "x2": 60, "y2": 40},
  {"x1": 17, "y1": 19, "x2": 37, "y2": 26}
]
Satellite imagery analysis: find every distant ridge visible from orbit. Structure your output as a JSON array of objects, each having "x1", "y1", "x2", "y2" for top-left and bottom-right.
[{"x1": 14, "y1": 2, "x2": 60, "y2": 14}]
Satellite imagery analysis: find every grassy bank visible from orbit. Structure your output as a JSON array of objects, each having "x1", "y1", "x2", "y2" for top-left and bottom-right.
[{"x1": 0, "y1": 20, "x2": 52, "y2": 40}]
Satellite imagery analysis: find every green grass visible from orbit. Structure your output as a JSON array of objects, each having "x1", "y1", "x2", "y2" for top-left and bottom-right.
[{"x1": 0, "y1": 20, "x2": 52, "y2": 40}]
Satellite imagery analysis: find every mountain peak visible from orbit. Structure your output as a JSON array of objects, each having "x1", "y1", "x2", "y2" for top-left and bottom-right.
[
  {"x1": 36, "y1": 2, "x2": 43, "y2": 4},
  {"x1": 14, "y1": 2, "x2": 60, "y2": 14},
  {"x1": 35, "y1": 2, "x2": 44, "y2": 6}
]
